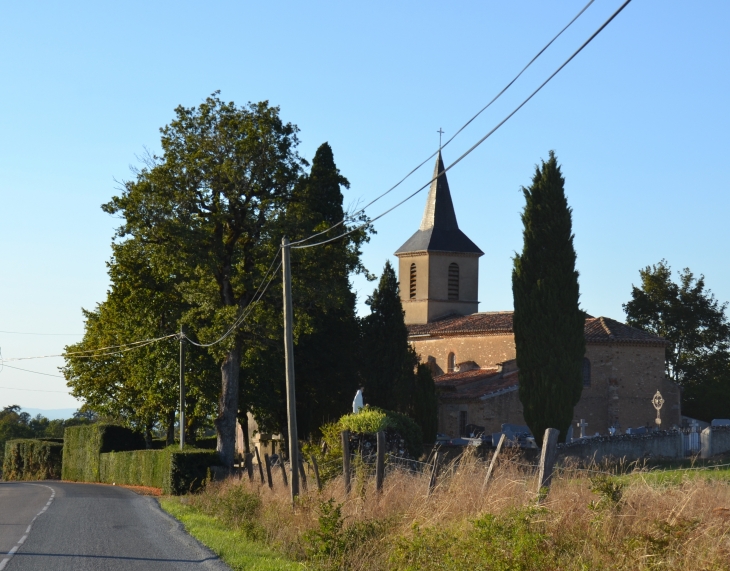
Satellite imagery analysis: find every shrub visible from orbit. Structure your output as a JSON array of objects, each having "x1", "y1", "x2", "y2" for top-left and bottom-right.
[
  {"x1": 167, "y1": 449, "x2": 220, "y2": 495},
  {"x1": 2, "y1": 439, "x2": 63, "y2": 480},
  {"x1": 62, "y1": 424, "x2": 145, "y2": 482}
]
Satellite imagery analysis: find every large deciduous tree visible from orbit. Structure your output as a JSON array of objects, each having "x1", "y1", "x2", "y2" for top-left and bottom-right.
[
  {"x1": 623, "y1": 260, "x2": 730, "y2": 421},
  {"x1": 512, "y1": 151, "x2": 585, "y2": 446},
  {"x1": 102, "y1": 93, "x2": 305, "y2": 466}
]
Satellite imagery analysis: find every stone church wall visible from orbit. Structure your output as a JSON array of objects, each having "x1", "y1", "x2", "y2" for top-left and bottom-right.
[
  {"x1": 412, "y1": 333, "x2": 515, "y2": 376},
  {"x1": 424, "y1": 333, "x2": 681, "y2": 438}
]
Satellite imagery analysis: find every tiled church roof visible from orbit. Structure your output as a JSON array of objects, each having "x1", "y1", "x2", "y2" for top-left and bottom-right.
[
  {"x1": 436, "y1": 368, "x2": 519, "y2": 401},
  {"x1": 409, "y1": 312, "x2": 667, "y2": 346}
]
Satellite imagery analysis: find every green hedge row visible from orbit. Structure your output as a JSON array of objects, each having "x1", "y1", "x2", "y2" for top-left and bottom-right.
[
  {"x1": 3, "y1": 439, "x2": 63, "y2": 481},
  {"x1": 99, "y1": 448, "x2": 219, "y2": 495},
  {"x1": 62, "y1": 424, "x2": 146, "y2": 482}
]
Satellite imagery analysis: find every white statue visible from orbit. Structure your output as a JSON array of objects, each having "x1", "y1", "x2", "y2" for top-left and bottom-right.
[{"x1": 353, "y1": 388, "x2": 364, "y2": 414}]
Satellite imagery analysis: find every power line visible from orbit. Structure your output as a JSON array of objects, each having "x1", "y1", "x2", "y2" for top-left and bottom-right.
[
  {"x1": 0, "y1": 330, "x2": 83, "y2": 336},
  {"x1": 292, "y1": 0, "x2": 632, "y2": 251},
  {"x1": 288, "y1": 0, "x2": 597, "y2": 248},
  {"x1": 0, "y1": 363, "x2": 65, "y2": 378},
  {"x1": 0, "y1": 385, "x2": 69, "y2": 394},
  {"x1": 1, "y1": 334, "x2": 179, "y2": 363},
  {"x1": 184, "y1": 252, "x2": 284, "y2": 348}
]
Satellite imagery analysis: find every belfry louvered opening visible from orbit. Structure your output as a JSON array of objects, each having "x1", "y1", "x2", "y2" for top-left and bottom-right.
[
  {"x1": 409, "y1": 263, "x2": 417, "y2": 299},
  {"x1": 448, "y1": 263, "x2": 459, "y2": 300}
]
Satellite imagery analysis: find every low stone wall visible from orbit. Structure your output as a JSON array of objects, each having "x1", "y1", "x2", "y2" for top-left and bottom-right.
[
  {"x1": 557, "y1": 430, "x2": 683, "y2": 463},
  {"x1": 700, "y1": 426, "x2": 730, "y2": 459}
]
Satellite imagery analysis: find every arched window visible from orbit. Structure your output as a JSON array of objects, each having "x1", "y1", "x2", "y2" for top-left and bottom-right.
[
  {"x1": 409, "y1": 263, "x2": 417, "y2": 299},
  {"x1": 447, "y1": 352, "x2": 456, "y2": 373},
  {"x1": 582, "y1": 358, "x2": 591, "y2": 387},
  {"x1": 448, "y1": 263, "x2": 459, "y2": 300}
]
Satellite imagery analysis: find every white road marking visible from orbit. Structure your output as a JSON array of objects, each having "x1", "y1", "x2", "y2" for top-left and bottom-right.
[{"x1": 2, "y1": 483, "x2": 56, "y2": 568}]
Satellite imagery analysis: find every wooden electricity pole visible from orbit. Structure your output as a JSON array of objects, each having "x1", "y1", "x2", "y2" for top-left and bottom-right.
[
  {"x1": 282, "y1": 237, "x2": 299, "y2": 501},
  {"x1": 179, "y1": 325, "x2": 185, "y2": 450}
]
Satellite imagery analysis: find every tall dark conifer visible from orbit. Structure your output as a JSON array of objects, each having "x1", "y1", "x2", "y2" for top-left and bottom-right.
[
  {"x1": 251, "y1": 142, "x2": 369, "y2": 439},
  {"x1": 512, "y1": 151, "x2": 585, "y2": 445},
  {"x1": 360, "y1": 261, "x2": 418, "y2": 413}
]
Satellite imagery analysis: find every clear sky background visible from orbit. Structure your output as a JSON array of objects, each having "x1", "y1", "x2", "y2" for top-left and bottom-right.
[{"x1": 1, "y1": 1, "x2": 728, "y2": 415}]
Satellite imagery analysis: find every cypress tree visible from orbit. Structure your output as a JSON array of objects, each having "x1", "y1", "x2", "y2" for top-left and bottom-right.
[
  {"x1": 512, "y1": 151, "x2": 585, "y2": 445},
  {"x1": 360, "y1": 261, "x2": 418, "y2": 413}
]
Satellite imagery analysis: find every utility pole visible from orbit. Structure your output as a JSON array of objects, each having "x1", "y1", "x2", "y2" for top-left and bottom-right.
[
  {"x1": 179, "y1": 325, "x2": 185, "y2": 450},
  {"x1": 282, "y1": 237, "x2": 299, "y2": 501}
]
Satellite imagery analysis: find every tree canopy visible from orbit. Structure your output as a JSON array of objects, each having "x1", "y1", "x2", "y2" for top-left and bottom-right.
[
  {"x1": 512, "y1": 151, "x2": 585, "y2": 445},
  {"x1": 623, "y1": 260, "x2": 730, "y2": 421}
]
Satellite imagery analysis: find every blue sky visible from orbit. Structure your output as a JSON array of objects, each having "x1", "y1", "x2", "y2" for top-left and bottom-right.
[{"x1": 1, "y1": 1, "x2": 728, "y2": 412}]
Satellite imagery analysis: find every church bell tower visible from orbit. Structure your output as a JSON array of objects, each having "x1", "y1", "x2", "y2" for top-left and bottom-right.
[{"x1": 394, "y1": 151, "x2": 483, "y2": 325}]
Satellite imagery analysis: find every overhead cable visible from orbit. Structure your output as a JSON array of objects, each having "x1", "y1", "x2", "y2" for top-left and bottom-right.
[
  {"x1": 288, "y1": 0, "x2": 596, "y2": 247},
  {"x1": 292, "y1": 0, "x2": 632, "y2": 251},
  {"x1": 184, "y1": 249, "x2": 284, "y2": 348},
  {"x1": 0, "y1": 363, "x2": 65, "y2": 378}
]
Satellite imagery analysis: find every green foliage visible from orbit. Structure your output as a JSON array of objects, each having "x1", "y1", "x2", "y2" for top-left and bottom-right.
[
  {"x1": 360, "y1": 261, "x2": 418, "y2": 413},
  {"x1": 62, "y1": 424, "x2": 145, "y2": 482},
  {"x1": 2, "y1": 439, "x2": 63, "y2": 481},
  {"x1": 623, "y1": 260, "x2": 730, "y2": 421},
  {"x1": 246, "y1": 142, "x2": 370, "y2": 440},
  {"x1": 63, "y1": 238, "x2": 219, "y2": 445},
  {"x1": 99, "y1": 449, "x2": 170, "y2": 488},
  {"x1": 98, "y1": 447, "x2": 219, "y2": 495},
  {"x1": 339, "y1": 408, "x2": 391, "y2": 434},
  {"x1": 393, "y1": 507, "x2": 554, "y2": 571},
  {"x1": 412, "y1": 363, "x2": 438, "y2": 443},
  {"x1": 100, "y1": 92, "x2": 306, "y2": 466},
  {"x1": 167, "y1": 449, "x2": 220, "y2": 495},
  {"x1": 512, "y1": 151, "x2": 585, "y2": 445},
  {"x1": 590, "y1": 475, "x2": 626, "y2": 508},
  {"x1": 302, "y1": 499, "x2": 389, "y2": 571}
]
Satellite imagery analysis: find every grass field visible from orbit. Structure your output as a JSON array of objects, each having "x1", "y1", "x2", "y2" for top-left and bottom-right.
[
  {"x1": 160, "y1": 497, "x2": 300, "y2": 571},
  {"x1": 160, "y1": 451, "x2": 730, "y2": 570}
]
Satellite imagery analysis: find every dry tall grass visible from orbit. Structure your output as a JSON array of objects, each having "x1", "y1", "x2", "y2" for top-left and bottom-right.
[{"x1": 188, "y1": 450, "x2": 730, "y2": 570}]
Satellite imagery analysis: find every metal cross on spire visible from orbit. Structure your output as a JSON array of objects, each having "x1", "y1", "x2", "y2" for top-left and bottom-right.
[{"x1": 437, "y1": 128, "x2": 444, "y2": 149}]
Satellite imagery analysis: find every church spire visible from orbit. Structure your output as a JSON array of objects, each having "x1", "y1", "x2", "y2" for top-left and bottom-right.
[
  {"x1": 419, "y1": 150, "x2": 459, "y2": 231},
  {"x1": 395, "y1": 151, "x2": 483, "y2": 255}
]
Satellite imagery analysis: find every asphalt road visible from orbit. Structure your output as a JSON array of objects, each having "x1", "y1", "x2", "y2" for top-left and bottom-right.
[{"x1": 0, "y1": 481, "x2": 231, "y2": 570}]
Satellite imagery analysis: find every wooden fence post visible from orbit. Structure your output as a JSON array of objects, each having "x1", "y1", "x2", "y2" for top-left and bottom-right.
[
  {"x1": 245, "y1": 453, "x2": 254, "y2": 482},
  {"x1": 428, "y1": 450, "x2": 440, "y2": 496},
  {"x1": 376, "y1": 431, "x2": 385, "y2": 492},
  {"x1": 264, "y1": 453, "x2": 274, "y2": 489},
  {"x1": 254, "y1": 446, "x2": 265, "y2": 485},
  {"x1": 536, "y1": 428, "x2": 560, "y2": 496},
  {"x1": 279, "y1": 459, "x2": 288, "y2": 486},
  {"x1": 311, "y1": 455, "x2": 322, "y2": 492},
  {"x1": 483, "y1": 433, "x2": 505, "y2": 492},
  {"x1": 342, "y1": 430, "x2": 351, "y2": 495},
  {"x1": 298, "y1": 458, "x2": 308, "y2": 491}
]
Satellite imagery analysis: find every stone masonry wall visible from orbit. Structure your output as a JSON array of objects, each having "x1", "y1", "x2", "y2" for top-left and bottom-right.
[
  {"x1": 439, "y1": 389, "x2": 525, "y2": 437},
  {"x1": 557, "y1": 431, "x2": 684, "y2": 463}
]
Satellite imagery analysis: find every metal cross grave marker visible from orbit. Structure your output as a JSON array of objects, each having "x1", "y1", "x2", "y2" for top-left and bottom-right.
[
  {"x1": 577, "y1": 419, "x2": 588, "y2": 439},
  {"x1": 652, "y1": 390, "x2": 664, "y2": 426}
]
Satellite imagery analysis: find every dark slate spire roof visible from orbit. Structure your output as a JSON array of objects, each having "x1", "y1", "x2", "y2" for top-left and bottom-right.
[{"x1": 395, "y1": 151, "x2": 483, "y2": 255}]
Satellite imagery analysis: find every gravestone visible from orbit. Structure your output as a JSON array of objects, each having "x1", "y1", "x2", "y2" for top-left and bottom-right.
[{"x1": 577, "y1": 419, "x2": 588, "y2": 439}]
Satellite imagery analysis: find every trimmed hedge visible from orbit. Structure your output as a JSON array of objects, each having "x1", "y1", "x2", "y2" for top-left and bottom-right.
[
  {"x1": 3, "y1": 439, "x2": 63, "y2": 481},
  {"x1": 99, "y1": 447, "x2": 219, "y2": 494},
  {"x1": 62, "y1": 424, "x2": 145, "y2": 482}
]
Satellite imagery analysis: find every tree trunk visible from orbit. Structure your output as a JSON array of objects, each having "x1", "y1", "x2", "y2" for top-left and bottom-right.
[
  {"x1": 166, "y1": 410, "x2": 175, "y2": 446},
  {"x1": 216, "y1": 346, "x2": 241, "y2": 467},
  {"x1": 144, "y1": 421, "x2": 154, "y2": 449},
  {"x1": 239, "y1": 414, "x2": 250, "y2": 456}
]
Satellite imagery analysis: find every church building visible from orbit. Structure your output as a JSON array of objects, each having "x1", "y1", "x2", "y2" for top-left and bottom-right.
[{"x1": 395, "y1": 152, "x2": 681, "y2": 438}]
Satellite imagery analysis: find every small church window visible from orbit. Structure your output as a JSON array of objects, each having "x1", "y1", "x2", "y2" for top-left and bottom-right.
[
  {"x1": 582, "y1": 358, "x2": 591, "y2": 387},
  {"x1": 459, "y1": 411, "x2": 468, "y2": 437},
  {"x1": 409, "y1": 263, "x2": 417, "y2": 299},
  {"x1": 447, "y1": 352, "x2": 456, "y2": 373},
  {"x1": 448, "y1": 263, "x2": 459, "y2": 300}
]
